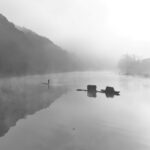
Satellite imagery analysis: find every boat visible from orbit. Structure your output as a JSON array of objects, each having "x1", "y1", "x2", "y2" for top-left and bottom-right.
[
  {"x1": 101, "y1": 86, "x2": 120, "y2": 95},
  {"x1": 87, "y1": 85, "x2": 97, "y2": 92}
]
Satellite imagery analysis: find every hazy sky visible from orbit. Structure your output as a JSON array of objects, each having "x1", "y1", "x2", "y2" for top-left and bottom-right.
[{"x1": 0, "y1": 0, "x2": 150, "y2": 59}]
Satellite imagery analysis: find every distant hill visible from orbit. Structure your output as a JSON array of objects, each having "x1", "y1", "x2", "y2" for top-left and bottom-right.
[
  {"x1": 118, "y1": 55, "x2": 150, "y2": 77},
  {"x1": 0, "y1": 14, "x2": 80, "y2": 76}
]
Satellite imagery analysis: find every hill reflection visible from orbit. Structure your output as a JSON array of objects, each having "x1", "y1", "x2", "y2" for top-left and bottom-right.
[{"x1": 0, "y1": 83, "x2": 67, "y2": 137}]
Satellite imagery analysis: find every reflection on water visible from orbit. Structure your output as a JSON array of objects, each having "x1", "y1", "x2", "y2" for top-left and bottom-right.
[
  {"x1": 87, "y1": 90, "x2": 97, "y2": 97},
  {"x1": 0, "y1": 80, "x2": 67, "y2": 137},
  {"x1": 103, "y1": 92, "x2": 117, "y2": 98},
  {"x1": 0, "y1": 72, "x2": 150, "y2": 150},
  {"x1": 87, "y1": 90, "x2": 120, "y2": 98}
]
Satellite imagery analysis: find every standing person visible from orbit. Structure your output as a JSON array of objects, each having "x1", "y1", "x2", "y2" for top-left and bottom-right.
[{"x1": 48, "y1": 79, "x2": 50, "y2": 88}]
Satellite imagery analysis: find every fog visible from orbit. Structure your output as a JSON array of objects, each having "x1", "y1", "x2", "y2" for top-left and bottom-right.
[
  {"x1": 0, "y1": 1, "x2": 150, "y2": 149},
  {"x1": 0, "y1": 0, "x2": 150, "y2": 61}
]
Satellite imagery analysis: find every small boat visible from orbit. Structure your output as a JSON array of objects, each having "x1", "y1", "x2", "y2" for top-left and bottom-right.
[
  {"x1": 101, "y1": 86, "x2": 120, "y2": 95},
  {"x1": 76, "y1": 85, "x2": 97, "y2": 98},
  {"x1": 42, "y1": 79, "x2": 50, "y2": 88},
  {"x1": 87, "y1": 85, "x2": 97, "y2": 92},
  {"x1": 42, "y1": 79, "x2": 50, "y2": 85},
  {"x1": 77, "y1": 85, "x2": 97, "y2": 92}
]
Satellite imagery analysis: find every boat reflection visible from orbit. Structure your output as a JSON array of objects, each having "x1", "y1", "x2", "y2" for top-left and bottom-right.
[
  {"x1": 87, "y1": 90, "x2": 97, "y2": 97},
  {"x1": 104, "y1": 92, "x2": 118, "y2": 98}
]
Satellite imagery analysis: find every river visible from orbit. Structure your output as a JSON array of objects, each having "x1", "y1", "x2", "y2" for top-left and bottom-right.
[{"x1": 0, "y1": 71, "x2": 149, "y2": 150}]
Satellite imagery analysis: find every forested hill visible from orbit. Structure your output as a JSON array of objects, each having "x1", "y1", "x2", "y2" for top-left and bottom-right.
[
  {"x1": 118, "y1": 55, "x2": 150, "y2": 77},
  {"x1": 0, "y1": 14, "x2": 79, "y2": 76}
]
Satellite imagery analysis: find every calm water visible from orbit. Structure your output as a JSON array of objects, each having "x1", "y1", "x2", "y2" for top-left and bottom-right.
[{"x1": 0, "y1": 71, "x2": 150, "y2": 150}]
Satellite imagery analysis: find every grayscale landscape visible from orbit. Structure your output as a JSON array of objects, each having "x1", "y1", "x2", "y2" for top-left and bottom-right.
[{"x1": 0, "y1": 0, "x2": 150, "y2": 150}]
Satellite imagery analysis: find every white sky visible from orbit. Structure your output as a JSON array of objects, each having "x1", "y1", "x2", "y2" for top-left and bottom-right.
[{"x1": 0, "y1": 0, "x2": 150, "y2": 59}]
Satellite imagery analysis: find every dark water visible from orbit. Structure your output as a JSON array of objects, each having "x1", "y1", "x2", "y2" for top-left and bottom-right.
[{"x1": 0, "y1": 71, "x2": 149, "y2": 150}]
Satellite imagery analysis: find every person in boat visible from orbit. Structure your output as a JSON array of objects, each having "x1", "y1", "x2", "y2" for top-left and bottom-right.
[{"x1": 42, "y1": 79, "x2": 50, "y2": 88}]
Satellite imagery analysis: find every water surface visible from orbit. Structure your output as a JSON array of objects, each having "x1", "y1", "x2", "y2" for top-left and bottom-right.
[{"x1": 0, "y1": 71, "x2": 149, "y2": 150}]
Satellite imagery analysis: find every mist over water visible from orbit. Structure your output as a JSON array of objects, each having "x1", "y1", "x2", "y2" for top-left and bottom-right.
[
  {"x1": 0, "y1": 0, "x2": 150, "y2": 149},
  {"x1": 0, "y1": 72, "x2": 149, "y2": 150}
]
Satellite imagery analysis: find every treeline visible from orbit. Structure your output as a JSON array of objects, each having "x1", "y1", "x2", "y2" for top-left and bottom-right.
[
  {"x1": 0, "y1": 14, "x2": 80, "y2": 76},
  {"x1": 0, "y1": 13, "x2": 114, "y2": 77},
  {"x1": 118, "y1": 55, "x2": 150, "y2": 77}
]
